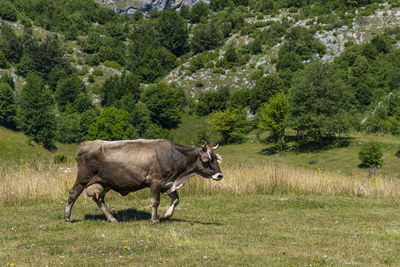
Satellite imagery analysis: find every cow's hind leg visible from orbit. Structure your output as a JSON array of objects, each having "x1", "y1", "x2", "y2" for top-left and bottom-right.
[
  {"x1": 64, "y1": 182, "x2": 84, "y2": 223},
  {"x1": 95, "y1": 197, "x2": 118, "y2": 223},
  {"x1": 85, "y1": 183, "x2": 117, "y2": 223},
  {"x1": 160, "y1": 191, "x2": 179, "y2": 220}
]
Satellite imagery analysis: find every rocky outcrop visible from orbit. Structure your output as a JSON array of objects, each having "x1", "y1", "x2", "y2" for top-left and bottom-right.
[{"x1": 115, "y1": 0, "x2": 208, "y2": 14}]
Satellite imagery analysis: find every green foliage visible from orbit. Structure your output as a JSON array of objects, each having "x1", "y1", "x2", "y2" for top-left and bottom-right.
[
  {"x1": 190, "y1": 2, "x2": 209, "y2": 23},
  {"x1": 55, "y1": 74, "x2": 85, "y2": 112},
  {"x1": 258, "y1": 93, "x2": 289, "y2": 151},
  {"x1": 207, "y1": 108, "x2": 248, "y2": 144},
  {"x1": 0, "y1": 50, "x2": 9, "y2": 69},
  {"x1": 141, "y1": 82, "x2": 185, "y2": 129},
  {"x1": 87, "y1": 107, "x2": 135, "y2": 141},
  {"x1": 288, "y1": 60, "x2": 352, "y2": 144},
  {"x1": 280, "y1": 26, "x2": 326, "y2": 60},
  {"x1": 73, "y1": 92, "x2": 93, "y2": 113},
  {"x1": 196, "y1": 87, "x2": 230, "y2": 116},
  {"x1": 191, "y1": 21, "x2": 224, "y2": 54},
  {"x1": 99, "y1": 73, "x2": 141, "y2": 107},
  {"x1": 249, "y1": 35, "x2": 263, "y2": 54},
  {"x1": 0, "y1": 82, "x2": 16, "y2": 129},
  {"x1": 53, "y1": 154, "x2": 68, "y2": 164},
  {"x1": 248, "y1": 73, "x2": 283, "y2": 113},
  {"x1": 225, "y1": 44, "x2": 237, "y2": 63},
  {"x1": 16, "y1": 73, "x2": 56, "y2": 150},
  {"x1": 156, "y1": 9, "x2": 189, "y2": 57},
  {"x1": 0, "y1": 23, "x2": 22, "y2": 64},
  {"x1": 358, "y1": 142, "x2": 383, "y2": 168},
  {"x1": 56, "y1": 113, "x2": 81, "y2": 143},
  {"x1": 0, "y1": 1, "x2": 17, "y2": 21}
]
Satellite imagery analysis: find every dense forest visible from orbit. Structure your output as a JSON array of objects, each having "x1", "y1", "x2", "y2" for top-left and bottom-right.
[{"x1": 1, "y1": 0, "x2": 400, "y2": 151}]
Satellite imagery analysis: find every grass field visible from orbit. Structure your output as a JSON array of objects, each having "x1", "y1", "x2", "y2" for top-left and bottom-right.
[
  {"x1": 1, "y1": 194, "x2": 400, "y2": 266},
  {"x1": 2, "y1": 126, "x2": 400, "y2": 265}
]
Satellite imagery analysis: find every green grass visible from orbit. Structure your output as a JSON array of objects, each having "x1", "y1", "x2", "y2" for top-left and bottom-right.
[
  {"x1": 1, "y1": 193, "x2": 400, "y2": 266},
  {"x1": 216, "y1": 132, "x2": 400, "y2": 178},
  {"x1": 0, "y1": 127, "x2": 76, "y2": 165}
]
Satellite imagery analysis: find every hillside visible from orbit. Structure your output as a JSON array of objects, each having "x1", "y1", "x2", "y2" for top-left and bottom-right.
[{"x1": 1, "y1": 0, "x2": 400, "y2": 166}]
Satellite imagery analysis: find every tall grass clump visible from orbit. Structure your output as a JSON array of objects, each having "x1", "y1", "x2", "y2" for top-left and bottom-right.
[
  {"x1": 182, "y1": 163, "x2": 400, "y2": 198},
  {"x1": 1, "y1": 161, "x2": 399, "y2": 206}
]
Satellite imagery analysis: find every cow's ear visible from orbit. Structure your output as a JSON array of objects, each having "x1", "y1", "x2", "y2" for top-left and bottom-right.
[{"x1": 216, "y1": 153, "x2": 223, "y2": 163}]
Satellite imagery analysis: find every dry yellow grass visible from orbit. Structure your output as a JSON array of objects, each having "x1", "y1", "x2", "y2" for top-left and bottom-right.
[{"x1": 1, "y1": 162, "x2": 399, "y2": 205}]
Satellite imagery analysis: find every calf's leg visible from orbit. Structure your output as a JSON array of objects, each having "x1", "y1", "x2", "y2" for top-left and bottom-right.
[{"x1": 160, "y1": 191, "x2": 179, "y2": 220}]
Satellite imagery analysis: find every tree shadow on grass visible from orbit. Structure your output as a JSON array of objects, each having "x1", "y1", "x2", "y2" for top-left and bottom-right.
[{"x1": 84, "y1": 208, "x2": 222, "y2": 225}]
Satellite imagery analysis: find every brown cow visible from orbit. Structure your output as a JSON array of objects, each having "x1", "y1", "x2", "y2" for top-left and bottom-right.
[{"x1": 64, "y1": 139, "x2": 223, "y2": 224}]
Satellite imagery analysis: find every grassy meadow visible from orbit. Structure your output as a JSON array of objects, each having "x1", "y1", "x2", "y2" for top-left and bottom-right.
[{"x1": 1, "y1": 126, "x2": 400, "y2": 265}]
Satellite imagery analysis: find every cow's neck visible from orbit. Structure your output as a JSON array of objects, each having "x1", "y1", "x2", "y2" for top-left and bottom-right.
[{"x1": 175, "y1": 146, "x2": 201, "y2": 175}]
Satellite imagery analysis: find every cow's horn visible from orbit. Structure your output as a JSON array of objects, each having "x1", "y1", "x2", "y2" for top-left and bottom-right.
[{"x1": 213, "y1": 144, "x2": 219, "y2": 150}]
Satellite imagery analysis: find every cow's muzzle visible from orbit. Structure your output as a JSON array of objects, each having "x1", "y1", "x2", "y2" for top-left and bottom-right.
[{"x1": 211, "y1": 173, "x2": 223, "y2": 180}]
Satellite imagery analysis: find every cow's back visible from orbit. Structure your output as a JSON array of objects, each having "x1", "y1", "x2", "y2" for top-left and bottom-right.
[{"x1": 76, "y1": 139, "x2": 174, "y2": 193}]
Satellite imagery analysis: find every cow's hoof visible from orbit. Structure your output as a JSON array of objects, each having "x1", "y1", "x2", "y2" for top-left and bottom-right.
[
  {"x1": 159, "y1": 213, "x2": 171, "y2": 220},
  {"x1": 152, "y1": 220, "x2": 160, "y2": 225},
  {"x1": 108, "y1": 218, "x2": 119, "y2": 223},
  {"x1": 64, "y1": 218, "x2": 72, "y2": 223}
]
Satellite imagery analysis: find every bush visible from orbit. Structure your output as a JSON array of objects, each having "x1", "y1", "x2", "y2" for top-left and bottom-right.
[
  {"x1": 54, "y1": 154, "x2": 68, "y2": 164},
  {"x1": 395, "y1": 147, "x2": 400, "y2": 158},
  {"x1": 359, "y1": 142, "x2": 383, "y2": 168}
]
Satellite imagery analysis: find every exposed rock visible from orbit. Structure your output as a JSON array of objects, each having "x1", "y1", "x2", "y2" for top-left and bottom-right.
[{"x1": 114, "y1": 0, "x2": 209, "y2": 14}]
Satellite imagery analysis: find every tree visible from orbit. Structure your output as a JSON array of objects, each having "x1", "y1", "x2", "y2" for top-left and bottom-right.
[
  {"x1": 55, "y1": 74, "x2": 85, "y2": 111},
  {"x1": 225, "y1": 44, "x2": 237, "y2": 63},
  {"x1": 0, "y1": 82, "x2": 16, "y2": 128},
  {"x1": 57, "y1": 113, "x2": 81, "y2": 143},
  {"x1": 0, "y1": 1, "x2": 17, "y2": 21},
  {"x1": 141, "y1": 82, "x2": 185, "y2": 129},
  {"x1": 191, "y1": 21, "x2": 223, "y2": 54},
  {"x1": 195, "y1": 87, "x2": 230, "y2": 116},
  {"x1": 288, "y1": 60, "x2": 352, "y2": 145},
  {"x1": 258, "y1": 93, "x2": 289, "y2": 151},
  {"x1": 100, "y1": 73, "x2": 141, "y2": 107},
  {"x1": 16, "y1": 73, "x2": 57, "y2": 150},
  {"x1": 208, "y1": 108, "x2": 240, "y2": 144},
  {"x1": 86, "y1": 107, "x2": 135, "y2": 140},
  {"x1": 0, "y1": 50, "x2": 9, "y2": 69},
  {"x1": 248, "y1": 73, "x2": 283, "y2": 113},
  {"x1": 156, "y1": 9, "x2": 189, "y2": 57},
  {"x1": 190, "y1": 2, "x2": 209, "y2": 23},
  {"x1": 359, "y1": 142, "x2": 383, "y2": 169}
]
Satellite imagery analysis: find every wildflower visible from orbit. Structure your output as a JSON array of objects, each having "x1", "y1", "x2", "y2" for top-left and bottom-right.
[
  {"x1": 124, "y1": 246, "x2": 128, "y2": 249},
  {"x1": 317, "y1": 168, "x2": 322, "y2": 174},
  {"x1": 166, "y1": 259, "x2": 169, "y2": 262}
]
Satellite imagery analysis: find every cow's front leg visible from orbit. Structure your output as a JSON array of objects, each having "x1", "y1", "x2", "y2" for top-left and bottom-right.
[
  {"x1": 64, "y1": 182, "x2": 84, "y2": 223},
  {"x1": 150, "y1": 184, "x2": 161, "y2": 225},
  {"x1": 160, "y1": 191, "x2": 179, "y2": 220}
]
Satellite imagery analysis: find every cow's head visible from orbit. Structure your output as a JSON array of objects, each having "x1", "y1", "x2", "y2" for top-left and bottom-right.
[{"x1": 198, "y1": 143, "x2": 223, "y2": 180}]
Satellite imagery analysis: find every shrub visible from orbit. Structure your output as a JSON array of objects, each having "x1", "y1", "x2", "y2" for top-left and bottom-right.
[
  {"x1": 54, "y1": 154, "x2": 68, "y2": 164},
  {"x1": 359, "y1": 142, "x2": 383, "y2": 168}
]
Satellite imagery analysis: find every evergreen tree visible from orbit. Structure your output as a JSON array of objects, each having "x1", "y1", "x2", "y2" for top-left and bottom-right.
[
  {"x1": 17, "y1": 73, "x2": 57, "y2": 150},
  {"x1": 55, "y1": 74, "x2": 85, "y2": 111},
  {"x1": 0, "y1": 82, "x2": 16, "y2": 129},
  {"x1": 156, "y1": 9, "x2": 189, "y2": 57}
]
